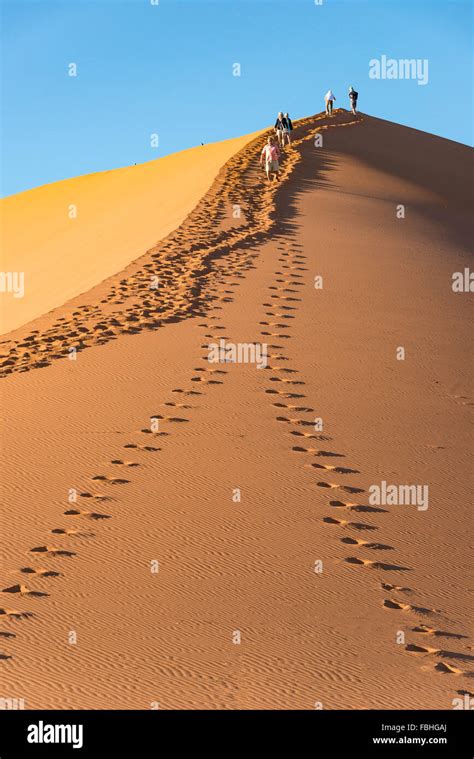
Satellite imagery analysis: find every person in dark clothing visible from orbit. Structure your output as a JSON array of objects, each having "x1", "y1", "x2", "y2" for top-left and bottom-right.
[
  {"x1": 274, "y1": 112, "x2": 288, "y2": 148},
  {"x1": 283, "y1": 112, "x2": 293, "y2": 145},
  {"x1": 349, "y1": 86, "x2": 359, "y2": 115}
]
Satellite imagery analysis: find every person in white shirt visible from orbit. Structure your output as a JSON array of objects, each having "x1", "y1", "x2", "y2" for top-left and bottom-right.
[
  {"x1": 325, "y1": 89, "x2": 336, "y2": 116},
  {"x1": 274, "y1": 112, "x2": 287, "y2": 149}
]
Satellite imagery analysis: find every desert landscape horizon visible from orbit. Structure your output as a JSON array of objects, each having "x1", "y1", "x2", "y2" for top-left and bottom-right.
[{"x1": 0, "y1": 107, "x2": 472, "y2": 711}]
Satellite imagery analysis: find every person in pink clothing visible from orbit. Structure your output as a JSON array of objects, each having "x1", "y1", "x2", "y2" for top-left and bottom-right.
[{"x1": 260, "y1": 136, "x2": 281, "y2": 182}]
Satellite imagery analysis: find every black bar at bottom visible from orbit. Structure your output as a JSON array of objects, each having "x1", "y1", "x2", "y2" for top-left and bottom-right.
[{"x1": 0, "y1": 709, "x2": 471, "y2": 757}]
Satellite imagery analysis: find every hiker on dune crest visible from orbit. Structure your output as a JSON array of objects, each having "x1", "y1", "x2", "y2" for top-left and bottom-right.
[
  {"x1": 349, "y1": 86, "x2": 359, "y2": 115},
  {"x1": 325, "y1": 89, "x2": 336, "y2": 115}
]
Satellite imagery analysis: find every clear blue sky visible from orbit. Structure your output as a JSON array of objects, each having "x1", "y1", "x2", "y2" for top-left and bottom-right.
[{"x1": 1, "y1": 0, "x2": 472, "y2": 197}]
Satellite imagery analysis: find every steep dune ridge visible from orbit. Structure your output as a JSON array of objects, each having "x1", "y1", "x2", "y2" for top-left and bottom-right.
[
  {"x1": 0, "y1": 129, "x2": 263, "y2": 335},
  {"x1": 0, "y1": 111, "x2": 472, "y2": 709}
]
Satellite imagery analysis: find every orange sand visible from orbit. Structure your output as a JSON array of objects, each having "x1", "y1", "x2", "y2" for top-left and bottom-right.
[
  {"x1": 0, "y1": 111, "x2": 472, "y2": 709},
  {"x1": 0, "y1": 130, "x2": 263, "y2": 335}
]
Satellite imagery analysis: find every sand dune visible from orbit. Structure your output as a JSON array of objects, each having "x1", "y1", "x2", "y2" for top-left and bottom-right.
[
  {"x1": 0, "y1": 129, "x2": 263, "y2": 335},
  {"x1": 0, "y1": 110, "x2": 472, "y2": 709}
]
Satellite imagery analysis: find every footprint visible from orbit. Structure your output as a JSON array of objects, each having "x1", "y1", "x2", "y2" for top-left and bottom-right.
[
  {"x1": 436, "y1": 650, "x2": 474, "y2": 663},
  {"x1": 434, "y1": 662, "x2": 463, "y2": 675},
  {"x1": 330, "y1": 500, "x2": 388, "y2": 513},
  {"x1": 164, "y1": 402, "x2": 194, "y2": 409},
  {"x1": 268, "y1": 368, "x2": 299, "y2": 375},
  {"x1": 411, "y1": 624, "x2": 467, "y2": 640},
  {"x1": 29, "y1": 546, "x2": 76, "y2": 558},
  {"x1": 272, "y1": 403, "x2": 313, "y2": 412},
  {"x1": 345, "y1": 557, "x2": 410, "y2": 571},
  {"x1": 329, "y1": 500, "x2": 358, "y2": 509},
  {"x1": 314, "y1": 450, "x2": 345, "y2": 458},
  {"x1": 381, "y1": 582, "x2": 412, "y2": 593},
  {"x1": 292, "y1": 446, "x2": 343, "y2": 458},
  {"x1": 322, "y1": 516, "x2": 349, "y2": 526},
  {"x1": 191, "y1": 376, "x2": 223, "y2": 384},
  {"x1": 64, "y1": 509, "x2": 111, "y2": 520},
  {"x1": 323, "y1": 517, "x2": 377, "y2": 531},
  {"x1": 79, "y1": 492, "x2": 112, "y2": 501},
  {"x1": 383, "y1": 599, "x2": 411, "y2": 611},
  {"x1": 2, "y1": 585, "x2": 48, "y2": 598},
  {"x1": 411, "y1": 604, "x2": 439, "y2": 616},
  {"x1": 50, "y1": 528, "x2": 92, "y2": 537},
  {"x1": 306, "y1": 463, "x2": 359, "y2": 474},
  {"x1": 265, "y1": 390, "x2": 306, "y2": 399},
  {"x1": 316, "y1": 482, "x2": 364, "y2": 494},
  {"x1": 340, "y1": 538, "x2": 393, "y2": 550},
  {"x1": 383, "y1": 598, "x2": 435, "y2": 615},
  {"x1": 193, "y1": 368, "x2": 227, "y2": 375},
  {"x1": 91, "y1": 476, "x2": 130, "y2": 484},
  {"x1": 149, "y1": 416, "x2": 189, "y2": 423},
  {"x1": 345, "y1": 557, "x2": 374, "y2": 567},
  {"x1": 0, "y1": 608, "x2": 34, "y2": 620},
  {"x1": 19, "y1": 567, "x2": 61, "y2": 577},
  {"x1": 172, "y1": 389, "x2": 202, "y2": 396},
  {"x1": 270, "y1": 376, "x2": 304, "y2": 384},
  {"x1": 405, "y1": 644, "x2": 440, "y2": 656},
  {"x1": 124, "y1": 444, "x2": 161, "y2": 452},
  {"x1": 290, "y1": 431, "x2": 331, "y2": 440},
  {"x1": 110, "y1": 460, "x2": 139, "y2": 467}
]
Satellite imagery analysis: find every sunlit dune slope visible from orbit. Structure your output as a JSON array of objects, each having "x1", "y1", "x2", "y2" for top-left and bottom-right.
[{"x1": 0, "y1": 130, "x2": 263, "y2": 335}]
